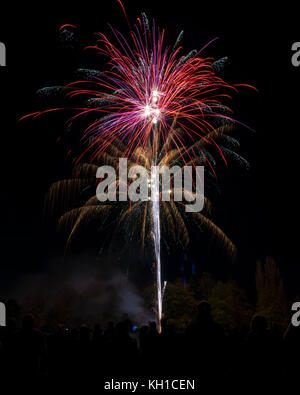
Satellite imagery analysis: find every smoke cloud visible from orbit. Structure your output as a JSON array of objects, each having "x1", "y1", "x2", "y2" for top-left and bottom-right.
[{"x1": 6, "y1": 255, "x2": 153, "y2": 328}]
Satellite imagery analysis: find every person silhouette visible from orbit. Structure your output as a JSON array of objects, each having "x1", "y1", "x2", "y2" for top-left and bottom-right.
[{"x1": 16, "y1": 314, "x2": 46, "y2": 377}]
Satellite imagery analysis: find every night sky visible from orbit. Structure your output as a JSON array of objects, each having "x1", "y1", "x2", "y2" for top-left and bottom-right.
[{"x1": 0, "y1": 1, "x2": 299, "y2": 297}]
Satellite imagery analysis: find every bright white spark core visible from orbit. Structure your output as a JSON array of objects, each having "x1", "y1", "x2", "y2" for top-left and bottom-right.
[
  {"x1": 144, "y1": 105, "x2": 151, "y2": 117},
  {"x1": 151, "y1": 162, "x2": 162, "y2": 333},
  {"x1": 142, "y1": 90, "x2": 162, "y2": 124}
]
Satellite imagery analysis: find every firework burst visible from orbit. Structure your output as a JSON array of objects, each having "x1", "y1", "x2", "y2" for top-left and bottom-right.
[
  {"x1": 46, "y1": 122, "x2": 247, "y2": 331},
  {"x1": 23, "y1": 7, "x2": 255, "y2": 331},
  {"x1": 69, "y1": 16, "x2": 239, "y2": 164},
  {"x1": 23, "y1": 13, "x2": 253, "y2": 168},
  {"x1": 46, "y1": 124, "x2": 242, "y2": 259}
]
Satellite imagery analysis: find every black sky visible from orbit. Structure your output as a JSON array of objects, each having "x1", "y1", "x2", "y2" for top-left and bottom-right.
[{"x1": 0, "y1": 1, "x2": 299, "y2": 296}]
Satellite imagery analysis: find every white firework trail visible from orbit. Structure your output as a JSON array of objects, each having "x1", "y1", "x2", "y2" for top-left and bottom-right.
[{"x1": 151, "y1": 161, "x2": 163, "y2": 333}]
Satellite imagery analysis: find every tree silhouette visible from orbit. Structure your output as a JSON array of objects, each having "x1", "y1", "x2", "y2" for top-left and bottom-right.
[
  {"x1": 208, "y1": 280, "x2": 253, "y2": 329},
  {"x1": 256, "y1": 256, "x2": 288, "y2": 327}
]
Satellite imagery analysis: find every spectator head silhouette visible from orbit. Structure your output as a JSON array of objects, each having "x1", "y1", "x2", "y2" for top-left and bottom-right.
[
  {"x1": 116, "y1": 321, "x2": 128, "y2": 337},
  {"x1": 7, "y1": 317, "x2": 17, "y2": 332},
  {"x1": 149, "y1": 321, "x2": 157, "y2": 334},
  {"x1": 107, "y1": 321, "x2": 114, "y2": 331},
  {"x1": 80, "y1": 324, "x2": 91, "y2": 342},
  {"x1": 161, "y1": 318, "x2": 168, "y2": 332},
  {"x1": 196, "y1": 300, "x2": 211, "y2": 321},
  {"x1": 22, "y1": 314, "x2": 35, "y2": 331}
]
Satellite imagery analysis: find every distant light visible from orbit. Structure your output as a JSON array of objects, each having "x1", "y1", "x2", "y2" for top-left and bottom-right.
[
  {"x1": 152, "y1": 118, "x2": 158, "y2": 124},
  {"x1": 152, "y1": 90, "x2": 158, "y2": 97}
]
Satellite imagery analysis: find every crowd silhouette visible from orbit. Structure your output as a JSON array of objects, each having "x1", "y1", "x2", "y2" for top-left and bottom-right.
[{"x1": 0, "y1": 300, "x2": 299, "y2": 385}]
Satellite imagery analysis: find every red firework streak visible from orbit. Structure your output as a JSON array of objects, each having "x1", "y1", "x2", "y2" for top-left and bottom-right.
[{"x1": 21, "y1": 7, "x2": 255, "y2": 172}]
